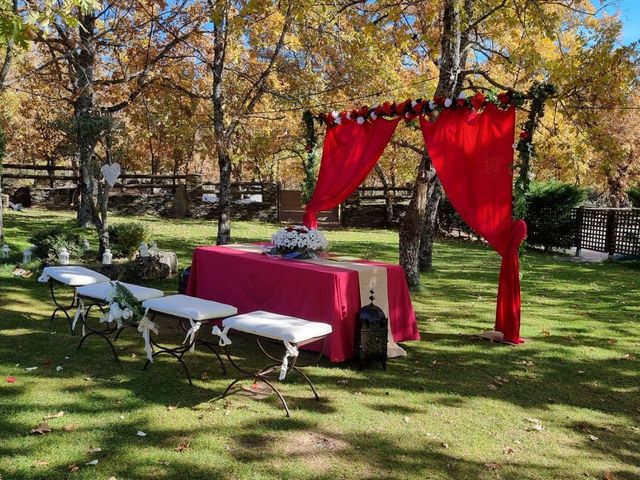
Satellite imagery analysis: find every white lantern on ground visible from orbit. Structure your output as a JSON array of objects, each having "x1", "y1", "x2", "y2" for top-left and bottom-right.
[
  {"x1": 58, "y1": 247, "x2": 70, "y2": 265},
  {"x1": 139, "y1": 242, "x2": 150, "y2": 257},
  {"x1": 1, "y1": 244, "x2": 9, "y2": 258},
  {"x1": 22, "y1": 248, "x2": 32, "y2": 264},
  {"x1": 102, "y1": 248, "x2": 113, "y2": 265},
  {"x1": 149, "y1": 242, "x2": 159, "y2": 256}
]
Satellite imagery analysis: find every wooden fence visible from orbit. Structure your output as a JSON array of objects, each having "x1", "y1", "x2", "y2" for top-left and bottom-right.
[{"x1": 575, "y1": 208, "x2": 640, "y2": 256}]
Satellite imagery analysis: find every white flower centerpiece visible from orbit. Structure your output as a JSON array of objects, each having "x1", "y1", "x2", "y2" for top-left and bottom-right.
[{"x1": 268, "y1": 225, "x2": 329, "y2": 259}]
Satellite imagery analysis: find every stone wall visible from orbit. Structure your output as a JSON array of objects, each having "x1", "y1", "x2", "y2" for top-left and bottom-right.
[{"x1": 5, "y1": 178, "x2": 278, "y2": 222}]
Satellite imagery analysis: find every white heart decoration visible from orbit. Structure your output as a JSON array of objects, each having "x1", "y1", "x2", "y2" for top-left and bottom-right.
[{"x1": 101, "y1": 162, "x2": 121, "y2": 187}]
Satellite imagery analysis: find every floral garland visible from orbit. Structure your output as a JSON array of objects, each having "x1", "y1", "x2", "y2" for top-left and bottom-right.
[
  {"x1": 302, "y1": 110, "x2": 318, "y2": 204},
  {"x1": 513, "y1": 82, "x2": 557, "y2": 220},
  {"x1": 303, "y1": 85, "x2": 556, "y2": 221},
  {"x1": 101, "y1": 282, "x2": 144, "y2": 328},
  {"x1": 315, "y1": 90, "x2": 526, "y2": 127}
]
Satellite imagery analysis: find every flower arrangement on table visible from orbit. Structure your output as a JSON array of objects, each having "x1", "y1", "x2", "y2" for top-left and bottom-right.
[{"x1": 268, "y1": 225, "x2": 329, "y2": 259}]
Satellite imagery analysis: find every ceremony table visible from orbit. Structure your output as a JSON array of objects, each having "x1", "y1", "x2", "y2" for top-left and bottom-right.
[{"x1": 186, "y1": 245, "x2": 419, "y2": 362}]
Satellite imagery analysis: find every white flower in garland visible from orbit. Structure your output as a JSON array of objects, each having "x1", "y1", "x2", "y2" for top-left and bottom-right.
[
  {"x1": 444, "y1": 98, "x2": 452, "y2": 108},
  {"x1": 428, "y1": 100, "x2": 437, "y2": 110}
]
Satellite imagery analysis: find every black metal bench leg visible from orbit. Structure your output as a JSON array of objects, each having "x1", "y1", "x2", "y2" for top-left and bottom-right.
[{"x1": 144, "y1": 349, "x2": 193, "y2": 385}]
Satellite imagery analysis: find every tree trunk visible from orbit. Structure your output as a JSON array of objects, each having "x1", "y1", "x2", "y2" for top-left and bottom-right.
[
  {"x1": 397, "y1": 0, "x2": 471, "y2": 286},
  {"x1": 419, "y1": 178, "x2": 442, "y2": 270},
  {"x1": 399, "y1": 153, "x2": 433, "y2": 288},
  {"x1": 74, "y1": 12, "x2": 97, "y2": 227},
  {"x1": 0, "y1": 0, "x2": 17, "y2": 244},
  {"x1": 211, "y1": 3, "x2": 231, "y2": 245}
]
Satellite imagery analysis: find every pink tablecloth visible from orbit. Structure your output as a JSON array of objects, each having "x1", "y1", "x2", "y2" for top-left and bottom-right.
[{"x1": 186, "y1": 246, "x2": 420, "y2": 362}]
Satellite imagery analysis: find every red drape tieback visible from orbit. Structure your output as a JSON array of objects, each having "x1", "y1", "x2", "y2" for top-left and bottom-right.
[{"x1": 495, "y1": 219, "x2": 527, "y2": 344}]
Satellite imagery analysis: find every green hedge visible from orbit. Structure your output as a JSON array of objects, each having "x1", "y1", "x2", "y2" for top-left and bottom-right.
[
  {"x1": 525, "y1": 181, "x2": 586, "y2": 250},
  {"x1": 628, "y1": 186, "x2": 640, "y2": 208}
]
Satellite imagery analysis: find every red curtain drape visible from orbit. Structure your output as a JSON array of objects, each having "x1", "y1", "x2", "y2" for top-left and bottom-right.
[
  {"x1": 420, "y1": 104, "x2": 525, "y2": 343},
  {"x1": 303, "y1": 117, "x2": 401, "y2": 229}
]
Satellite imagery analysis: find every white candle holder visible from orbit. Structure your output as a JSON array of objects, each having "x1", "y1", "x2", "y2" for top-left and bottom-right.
[
  {"x1": 58, "y1": 247, "x2": 70, "y2": 265},
  {"x1": 102, "y1": 248, "x2": 113, "y2": 265}
]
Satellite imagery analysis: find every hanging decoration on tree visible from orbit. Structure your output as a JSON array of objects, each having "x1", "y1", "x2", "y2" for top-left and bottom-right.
[{"x1": 101, "y1": 162, "x2": 121, "y2": 188}]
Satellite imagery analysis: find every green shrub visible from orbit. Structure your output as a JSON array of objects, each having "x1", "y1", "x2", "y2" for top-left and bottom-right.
[
  {"x1": 437, "y1": 197, "x2": 477, "y2": 238},
  {"x1": 628, "y1": 185, "x2": 640, "y2": 208},
  {"x1": 29, "y1": 226, "x2": 85, "y2": 262},
  {"x1": 108, "y1": 222, "x2": 147, "y2": 258},
  {"x1": 525, "y1": 181, "x2": 586, "y2": 250}
]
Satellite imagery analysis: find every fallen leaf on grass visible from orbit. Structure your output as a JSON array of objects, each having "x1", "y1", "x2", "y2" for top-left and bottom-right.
[
  {"x1": 167, "y1": 405, "x2": 178, "y2": 411},
  {"x1": 441, "y1": 442, "x2": 449, "y2": 449},
  {"x1": 588, "y1": 434, "x2": 599, "y2": 442},
  {"x1": 484, "y1": 462, "x2": 503, "y2": 471},
  {"x1": 487, "y1": 384, "x2": 498, "y2": 390},
  {"x1": 541, "y1": 330, "x2": 550, "y2": 336},
  {"x1": 604, "y1": 471, "x2": 616, "y2": 480},
  {"x1": 43, "y1": 411, "x2": 64, "y2": 420},
  {"x1": 88, "y1": 446, "x2": 102, "y2": 453},
  {"x1": 607, "y1": 339, "x2": 617, "y2": 345},
  {"x1": 56, "y1": 366, "x2": 63, "y2": 372},
  {"x1": 85, "y1": 460, "x2": 99, "y2": 466},
  {"x1": 30, "y1": 422, "x2": 51, "y2": 435},
  {"x1": 6, "y1": 376, "x2": 16, "y2": 383},
  {"x1": 503, "y1": 446, "x2": 514, "y2": 454},
  {"x1": 176, "y1": 439, "x2": 191, "y2": 452},
  {"x1": 136, "y1": 430, "x2": 147, "y2": 437},
  {"x1": 34, "y1": 460, "x2": 49, "y2": 466},
  {"x1": 67, "y1": 463, "x2": 80, "y2": 472},
  {"x1": 403, "y1": 416, "x2": 410, "y2": 423},
  {"x1": 25, "y1": 367, "x2": 38, "y2": 372},
  {"x1": 63, "y1": 423, "x2": 79, "y2": 432},
  {"x1": 336, "y1": 379, "x2": 349, "y2": 385}
]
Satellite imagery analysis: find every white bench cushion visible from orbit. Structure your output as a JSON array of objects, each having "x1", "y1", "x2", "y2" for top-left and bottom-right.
[
  {"x1": 39, "y1": 266, "x2": 110, "y2": 287},
  {"x1": 77, "y1": 281, "x2": 164, "y2": 302},
  {"x1": 222, "y1": 311, "x2": 332, "y2": 344},
  {"x1": 142, "y1": 294, "x2": 237, "y2": 321}
]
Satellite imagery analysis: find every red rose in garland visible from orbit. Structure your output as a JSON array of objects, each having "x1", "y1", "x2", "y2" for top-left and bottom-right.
[
  {"x1": 359, "y1": 106, "x2": 369, "y2": 117},
  {"x1": 498, "y1": 92, "x2": 511, "y2": 105},
  {"x1": 382, "y1": 102, "x2": 394, "y2": 115},
  {"x1": 434, "y1": 95, "x2": 446, "y2": 107},
  {"x1": 519, "y1": 131, "x2": 529, "y2": 140},
  {"x1": 395, "y1": 100, "x2": 409, "y2": 114},
  {"x1": 456, "y1": 98, "x2": 467, "y2": 107},
  {"x1": 471, "y1": 92, "x2": 486, "y2": 110},
  {"x1": 412, "y1": 100, "x2": 425, "y2": 114}
]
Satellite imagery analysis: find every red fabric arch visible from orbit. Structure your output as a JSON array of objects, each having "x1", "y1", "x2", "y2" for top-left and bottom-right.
[
  {"x1": 420, "y1": 104, "x2": 525, "y2": 343},
  {"x1": 303, "y1": 105, "x2": 525, "y2": 343},
  {"x1": 303, "y1": 117, "x2": 401, "y2": 229}
]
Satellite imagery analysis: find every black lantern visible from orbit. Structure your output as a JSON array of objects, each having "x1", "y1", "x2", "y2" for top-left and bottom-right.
[
  {"x1": 355, "y1": 288, "x2": 388, "y2": 370},
  {"x1": 178, "y1": 267, "x2": 191, "y2": 294}
]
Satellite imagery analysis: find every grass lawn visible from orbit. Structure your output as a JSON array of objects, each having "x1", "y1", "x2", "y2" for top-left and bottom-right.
[{"x1": 1, "y1": 209, "x2": 639, "y2": 480}]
